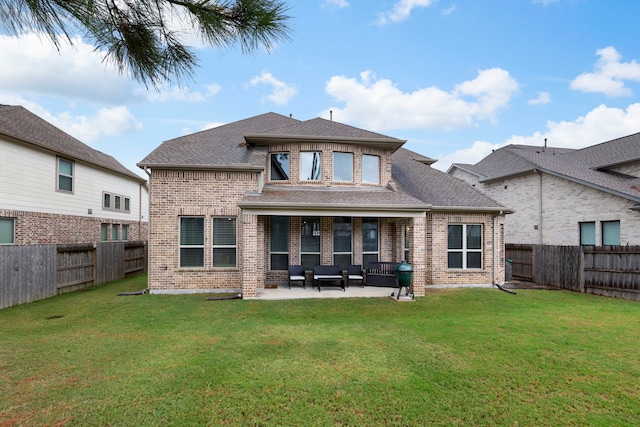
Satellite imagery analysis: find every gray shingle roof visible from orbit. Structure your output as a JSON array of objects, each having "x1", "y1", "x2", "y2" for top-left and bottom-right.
[
  {"x1": 0, "y1": 104, "x2": 144, "y2": 182},
  {"x1": 239, "y1": 186, "x2": 426, "y2": 211},
  {"x1": 141, "y1": 112, "x2": 508, "y2": 212},
  {"x1": 247, "y1": 117, "x2": 406, "y2": 145},
  {"x1": 393, "y1": 148, "x2": 507, "y2": 210},
  {"x1": 451, "y1": 136, "x2": 640, "y2": 203},
  {"x1": 138, "y1": 112, "x2": 299, "y2": 168}
]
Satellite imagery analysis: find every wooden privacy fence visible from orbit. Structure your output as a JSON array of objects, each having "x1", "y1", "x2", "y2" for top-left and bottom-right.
[
  {"x1": 506, "y1": 244, "x2": 640, "y2": 300},
  {"x1": 1, "y1": 241, "x2": 146, "y2": 309}
]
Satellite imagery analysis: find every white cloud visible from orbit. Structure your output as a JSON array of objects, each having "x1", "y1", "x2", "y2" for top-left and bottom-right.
[
  {"x1": 533, "y1": 0, "x2": 559, "y2": 5},
  {"x1": 442, "y1": 5, "x2": 458, "y2": 15},
  {"x1": 434, "y1": 103, "x2": 640, "y2": 171},
  {"x1": 141, "y1": 84, "x2": 222, "y2": 102},
  {"x1": 323, "y1": 68, "x2": 519, "y2": 132},
  {"x1": 0, "y1": 33, "x2": 135, "y2": 104},
  {"x1": 248, "y1": 71, "x2": 297, "y2": 105},
  {"x1": 376, "y1": 0, "x2": 435, "y2": 25},
  {"x1": 55, "y1": 106, "x2": 143, "y2": 143},
  {"x1": 570, "y1": 46, "x2": 640, "y2": 97},
  {"x1": 323, "y1": 0, "x2": 350, "y2": 8},
  {"x1": 528, "y1": 91, "x2": 551, "y2": 105}
]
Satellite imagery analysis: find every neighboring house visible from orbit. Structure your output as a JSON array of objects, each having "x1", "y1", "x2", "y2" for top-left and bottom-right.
[
  {"x1": 448, "y1": 133, "x2": 640, "y2": 246},
  {"x1": 138, "y1": 113, "x2": 509, "y2": 297},
  {"x1": 0, "y1": 105, "x2": 149, "y2": 246}
]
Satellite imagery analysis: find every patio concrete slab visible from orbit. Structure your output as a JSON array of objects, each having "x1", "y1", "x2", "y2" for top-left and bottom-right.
[{"x1": 249, "y1": 284, "x2": 398, "y2": 300}]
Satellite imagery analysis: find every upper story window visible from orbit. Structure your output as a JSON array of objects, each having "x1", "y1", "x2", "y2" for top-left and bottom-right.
[
  {"x1": 57, "y1": 158, "x2": 74, "y2": 193},
  {"x1": 362, "y1": 154, "x2": 380, "y2": 184},
  {"x1": 0, "y1": 218, "x2": 15, "y2": 245},
  {"x1": 300, "y1": 152, "x2": 321, "y2": 181},
  {"x1": 270, "y1": 153, "x2": 290, "y2": 180},
  {"x1": 333, "y1": 152, "x2": 353, "y2": 182},
  {"x1": 103, "y1": 192, "x2": 131, "y2": 213}
]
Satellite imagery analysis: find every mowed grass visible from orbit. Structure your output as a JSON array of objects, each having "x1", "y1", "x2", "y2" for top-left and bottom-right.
[{"x1": 1, "y1": 275, "x2": 638, "y2": 426}]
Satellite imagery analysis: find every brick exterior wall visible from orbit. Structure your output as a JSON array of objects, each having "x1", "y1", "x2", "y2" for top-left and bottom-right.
[
  {"x1": 148, "y1": 145, "x2": 506, "y2": 295},
  {"x1": 0, "y1": 208, "x2": 148, "y2": 245},
  {"x1": 147, "y1": 170, "x2": 259, "y2": 293},
  {"x1": 426, "y1": 212, "x2": 504, "y2": 286},
  {"x1": 451, "y1": 168, "x2": 640, "y2": 245}
]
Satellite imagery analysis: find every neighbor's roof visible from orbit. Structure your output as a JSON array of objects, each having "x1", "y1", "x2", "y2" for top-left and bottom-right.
[
  {"x1": 0, "y1": 104, "x2": 144, "y2": 182},
  {"x1": 449, "y1": 134, "x2": 640, "y2": 203}
]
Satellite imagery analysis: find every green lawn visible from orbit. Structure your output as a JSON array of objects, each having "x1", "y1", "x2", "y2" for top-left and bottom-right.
[{"x1": 1, "y1": 275, "x2": 638, "y2": 426}]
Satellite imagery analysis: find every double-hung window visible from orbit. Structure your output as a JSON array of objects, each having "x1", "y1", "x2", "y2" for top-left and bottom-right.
[
  {"x1": 180, "y1": 217, "x2": 204, "y2": 268},
  {"x1": 270, "y1": 216, "x2": 289, "y2": 270},
  {"x1": 0, "y1": 218, "x2": 15, "y2": 245},
  {"x1": 362, "y1": 218, "x2": 379, "y2": 269},
  {"x1": 301, "y1": 217, "x2": 321, "y2": 270},
  {"x1": 448, "y1": 224, "x2": 482, "y2": 269},
  {"x1": 57, "y1": 158, "x2": 74, "y2": 193},
  {"x1": 300, "y1": 152, "x2": 321, "y2": 181},
  {"x1": 333, "y1": 152, "x2": 353, "y2": 182},
  {"x1": 212, "y1": 217, "x2": 237, "y2": 267},
  {"x1": 333, "y1": 217, "x2": 352, "y2": 270},
  {"x1": 111, "y1": 224, "x2": 120, "y2": 241},
  {"x1": 100, "y1": 223, "x2": 109, "y2": 241},
  {"x1": 122, "y1": 224, "x2": 129, "y2": 241}
]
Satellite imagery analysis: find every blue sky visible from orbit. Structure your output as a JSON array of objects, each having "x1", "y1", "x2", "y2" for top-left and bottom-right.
[{"x1": 2, "y1": 0, "x2": 640, "y2": 178}]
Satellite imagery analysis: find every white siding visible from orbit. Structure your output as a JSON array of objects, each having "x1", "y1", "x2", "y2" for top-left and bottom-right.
[{"x1": 0, "y1": 138, "x2": 147, "y2": 223}]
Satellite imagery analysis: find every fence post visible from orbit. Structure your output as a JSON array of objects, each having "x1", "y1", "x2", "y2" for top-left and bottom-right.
[
  {"x1": 578, "y1": 247, "x2": 585, "y2": 293},
  {"x1": 531, "y1": 244, "x2": 537, "y2": 283}
]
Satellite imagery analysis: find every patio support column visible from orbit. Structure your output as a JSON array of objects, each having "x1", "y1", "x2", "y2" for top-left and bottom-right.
[
  {"x1": 410, "y1": 216, "x2": 426, "y2": 296},
  {"x1": 241, "y1": 213, "x2": 259, "y2": 298}
]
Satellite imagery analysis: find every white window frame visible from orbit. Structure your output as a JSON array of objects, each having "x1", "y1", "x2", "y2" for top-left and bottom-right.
[{"x1": 447, "y1": 224, "x2": 483, "y2": 269}]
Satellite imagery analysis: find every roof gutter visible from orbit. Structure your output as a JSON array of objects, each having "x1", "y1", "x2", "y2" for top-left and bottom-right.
[
  {"x1": 429, "y1": 206, "x2": 514, "y2": 214},
  {"x1": 136, "y1": 163, "x2": 264, "y2": 173},
  {"x1": 243, "y1": 134, "x2": 406, "y2": 150}
]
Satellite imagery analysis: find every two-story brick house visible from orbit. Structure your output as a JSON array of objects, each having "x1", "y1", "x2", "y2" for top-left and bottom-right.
[
  {"x1": 0, "y1": 105, "x2": 148, "y2": 246},
  {"x1": 448, "y1": 134, "x2": 640, "y2": 246},
  {"x1": 138, "y1": 113, "x2": 510, "y2": 297}
]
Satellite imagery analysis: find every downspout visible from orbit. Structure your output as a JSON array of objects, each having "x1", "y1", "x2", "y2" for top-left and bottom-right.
[
  {"x1": 141, "y1": 167, "x2": 151, "y2": 241},
  {"x1": 538, "y1": 169, "x2": 543, "y2": 245}
]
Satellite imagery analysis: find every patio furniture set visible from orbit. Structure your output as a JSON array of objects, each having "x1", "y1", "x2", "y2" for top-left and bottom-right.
[{"x1": 288, "y1": 262, "x2": 399, "y2": 292}]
